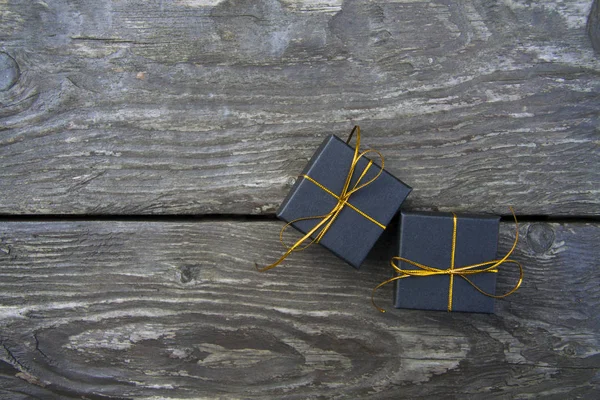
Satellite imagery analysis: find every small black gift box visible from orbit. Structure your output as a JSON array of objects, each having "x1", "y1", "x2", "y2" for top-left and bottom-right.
[
  {"x1": 273, "y1": 128, "x2": 412, "y2": 269},
  {"x1": 393, "y1": 211, "x2": 501, "y2": 313}
]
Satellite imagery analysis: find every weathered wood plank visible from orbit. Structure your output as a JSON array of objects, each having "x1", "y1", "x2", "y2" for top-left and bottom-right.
[
  {"x1": 0, "y1": 0, "x2": 599, "y2": 216},
  {"x1": 0, "y1": 220, "x2": 598, "y2": 398}
]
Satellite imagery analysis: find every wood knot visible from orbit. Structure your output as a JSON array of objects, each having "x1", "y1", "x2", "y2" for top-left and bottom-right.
[
  {"x1": 0, "y1": 52, "x2": 20, "y2": 91},
  {"x1": 526, "y1": 223, "x2": 555, "y2": 254},
  {"x1": 286, "y1": 177, "x2": 297, "y2": 187},
  {"x1": 178, "y1": 265, "x2": 201, "y2": 284}
]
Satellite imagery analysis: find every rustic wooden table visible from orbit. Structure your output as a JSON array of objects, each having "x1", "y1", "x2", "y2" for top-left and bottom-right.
[{"x1": 1, "y1": 1, "x2": 599, "y2": 399}]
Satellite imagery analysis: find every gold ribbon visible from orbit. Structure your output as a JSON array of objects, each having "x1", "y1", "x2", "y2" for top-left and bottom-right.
[
  {"x1": 257, "y1": 126, "x2": 386, "y2": 272},
  {"x1": 372, "y1": 207, "x2": 523, "y2": 313}
]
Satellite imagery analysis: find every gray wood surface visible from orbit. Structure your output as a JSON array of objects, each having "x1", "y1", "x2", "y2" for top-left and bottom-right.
[
  {"x1": 0, "y1": 220, "x2": 598, "y2": 399},
  {"x1": 0, "y1": 0, "x2": 599, "y2": 216},
  {"x1": 1, "y1": 0, "x2": 599, "y2": 398}
]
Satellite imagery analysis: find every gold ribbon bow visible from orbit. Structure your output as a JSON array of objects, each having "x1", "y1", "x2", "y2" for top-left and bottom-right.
[
  {"x1": 257, "y1": 126, "x2": 386, "y2": 272},
  {"x1": 372, "y1": 207, "x2": 523, "y2": 313}
]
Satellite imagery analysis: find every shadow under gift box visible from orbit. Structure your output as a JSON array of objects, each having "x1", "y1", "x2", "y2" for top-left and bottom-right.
[
  {"x1": 277, "y1": 134, "x2": 412, "y2": 269},
  {"x1": 394, "y1": 211, "x2": 500, "y2": 313}
]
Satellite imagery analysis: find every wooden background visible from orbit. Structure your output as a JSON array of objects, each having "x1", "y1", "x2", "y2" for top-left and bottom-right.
[{"x1": 1, "y1": 0, "x2": 599, "y2": 398}]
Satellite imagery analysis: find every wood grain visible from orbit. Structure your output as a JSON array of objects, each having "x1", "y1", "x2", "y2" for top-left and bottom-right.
[
  {"x1": 0, "y1": 0, "x2": 598, "y2": 216},
  {"x1": 0, "y1": 220, "x2": 598, "y2": 398}
]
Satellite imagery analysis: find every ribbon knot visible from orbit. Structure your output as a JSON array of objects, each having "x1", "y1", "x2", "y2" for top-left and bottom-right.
[
  {"x1": 372, "y1": 207, "x2": 523, "y2": 313},
  {"x1": 257, "y1": 126, "x2": 386, "y2": 272}
]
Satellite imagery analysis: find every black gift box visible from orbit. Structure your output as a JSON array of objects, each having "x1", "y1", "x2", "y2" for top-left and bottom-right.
[
  {"x1": 277, "y1": 134, "x2": 412, "y2": 268},
  {"x1": 394, "y1": 211, "x2": 500, "y2": 313}
]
